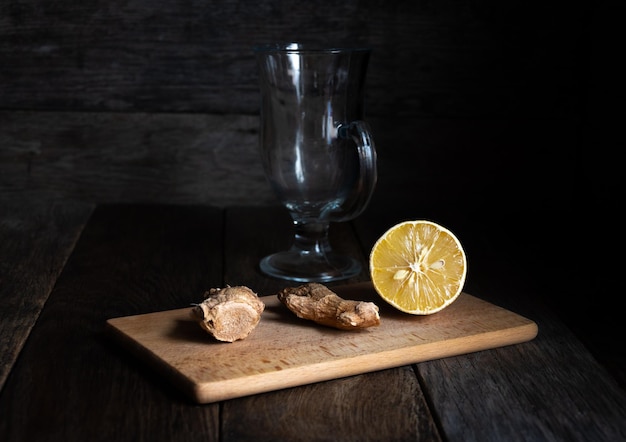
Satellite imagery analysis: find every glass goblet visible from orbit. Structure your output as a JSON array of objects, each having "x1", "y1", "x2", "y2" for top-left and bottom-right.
[{"x1": 255, "y1": 43, "x2": 377, "y2": 282}]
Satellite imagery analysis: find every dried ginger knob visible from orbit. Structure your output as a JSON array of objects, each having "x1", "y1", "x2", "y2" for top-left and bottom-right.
[
  {"x1": 277, "y1": 283, "x2": 380, "y2": 331},
  {"x1": 190, "y1": 286, "x2": 265, "y2": 342}
]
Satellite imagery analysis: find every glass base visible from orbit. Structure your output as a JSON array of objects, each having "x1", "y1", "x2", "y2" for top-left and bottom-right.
[{"x1": 259, "y1": 251, "x2": 362, "y2": 283}]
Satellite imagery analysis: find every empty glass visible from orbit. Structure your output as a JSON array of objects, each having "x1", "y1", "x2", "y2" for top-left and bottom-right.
[{"x1": 255, "y1": 43, "x2": 377, "y2": 282}]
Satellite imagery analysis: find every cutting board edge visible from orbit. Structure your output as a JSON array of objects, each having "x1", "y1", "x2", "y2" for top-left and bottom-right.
[{"x1": 189, "y1": 320, "x2": 538, "y2": 403}]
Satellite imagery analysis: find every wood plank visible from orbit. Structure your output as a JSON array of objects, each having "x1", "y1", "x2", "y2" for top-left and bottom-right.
[
  {"x1": 0, "y1": 111, "x2": 275, "y2": 207},
  {"x1": 0, "y1": 198, "x2": 93, "y2": 391},
  {"x1": 106, "y1": 283, "x2": 537, "y2": 404},
  {"x1": 0, "y1": 111, "x2": 581, "y2": 218},
  {"x1": 0, "y1": 0, "x2": 588, "y2": 118},
  {"x1": 419, "y1": 313, "x2": 626, "y2": 441},
  {"x1": 222, "y1": 365, "x2": 439, "y2": 442},
  {"x1": 0, "y1": 204, "x2": 224, "y2": 441}
]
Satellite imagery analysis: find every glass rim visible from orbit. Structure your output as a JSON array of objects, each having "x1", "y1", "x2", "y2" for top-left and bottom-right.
[{"x1": 253, "y1": 42, "x2": 371, "y2": 54}]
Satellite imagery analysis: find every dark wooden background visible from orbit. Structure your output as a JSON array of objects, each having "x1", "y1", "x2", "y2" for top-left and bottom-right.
[
  {"x1": 0, "y1": 0, "x2": 590, "y2": 117},
  {"x1": 2, "y1": 0, "x2": 610, "y2": 211},
  {"x1": 0, "y1": 0, "x2": 606, "y2": 204},
  {"x1": 0, "y1": 0, "x2": 621, "y2": 380}
]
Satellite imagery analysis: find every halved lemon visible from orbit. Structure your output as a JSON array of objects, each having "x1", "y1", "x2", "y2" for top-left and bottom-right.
[{"x1": 369, "y1": 220, "x2": 467, "y2": 315}]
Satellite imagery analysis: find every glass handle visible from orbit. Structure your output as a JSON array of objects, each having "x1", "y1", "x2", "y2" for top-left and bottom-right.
[{"x1": 332, "y1": 121, "x2": 378, "y2": 222}]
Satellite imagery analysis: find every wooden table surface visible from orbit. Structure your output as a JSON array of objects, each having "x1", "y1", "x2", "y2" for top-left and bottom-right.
[{"x1": 1, "y1": 201, "x2": 625, "y2": 441}]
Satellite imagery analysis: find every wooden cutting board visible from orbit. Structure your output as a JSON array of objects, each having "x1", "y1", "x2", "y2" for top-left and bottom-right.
[{"x1": 106, "y1": 282, "x2": 537, "y2": 404}]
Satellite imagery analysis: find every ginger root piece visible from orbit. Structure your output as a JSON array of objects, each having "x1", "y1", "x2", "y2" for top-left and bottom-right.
[
  {"x1": 190, "y1": 286, "x2": 265, "y2": 342},
  {"x1": 277, "y1": 283, "x2": 380, "y2": 331}
]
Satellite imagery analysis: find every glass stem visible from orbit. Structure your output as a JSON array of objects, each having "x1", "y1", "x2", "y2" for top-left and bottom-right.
[{"x1": 290, "y1": 220, "x2": 332, "y2": 257}]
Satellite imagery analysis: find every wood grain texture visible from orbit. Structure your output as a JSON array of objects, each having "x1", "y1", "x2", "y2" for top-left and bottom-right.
[
  {"x1": 0, "y1": 111, "x2": 581, "y2": 214},
  {"x1": 418, "y1": 319, "x2": 626, "y2": 441},
  {"x1": 0, "y1": 111, "x2": 275, "y2": 207},
  {"x1": 0, "y1": 204, "x2": 224, "y2": 441},
  {"x1": 221, "y1": 366, "x2": 440, "y2": 442},
  {"x1": 0, "y1": 0, "x2": 590, "y2": 118},
  {"x1": 0, "y1": 198, "x2": 93, "y2": 391}
]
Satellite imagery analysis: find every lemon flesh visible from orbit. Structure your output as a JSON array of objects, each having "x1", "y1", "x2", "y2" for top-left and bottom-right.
[{"x1": 369, "y1": 220, "x2": 467, "y2": 315}]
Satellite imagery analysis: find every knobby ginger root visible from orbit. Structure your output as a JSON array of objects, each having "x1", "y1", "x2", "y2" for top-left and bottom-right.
[
  {"x1": 277, "y1": 283, "x2": 380, "y2": 331},
  {"x1": 190, "y1": 286, "x2": 265, "y2": 342}
]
